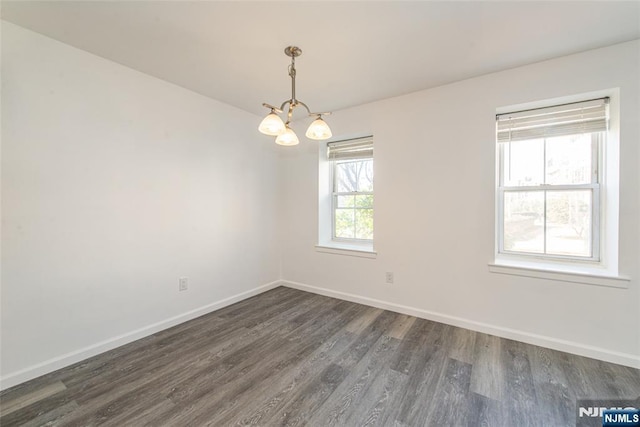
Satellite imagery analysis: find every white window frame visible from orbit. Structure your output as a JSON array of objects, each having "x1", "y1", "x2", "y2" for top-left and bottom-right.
[
  {"x1": 331, "y1": 158, "x2": 374, "y2": 243},
  {"x1": 497, "y1": 132, "x2": 602, "y2": 262},
  {"x1": 491, "y1": 91, "x2": 628, "y2": 287},
  {"x1": 317, "y1": 136, "x2": 376, "y2": 257}
]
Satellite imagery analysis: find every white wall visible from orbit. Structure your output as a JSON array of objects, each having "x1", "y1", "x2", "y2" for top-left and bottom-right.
[
  {"x1": 2, "y1": 21, "x2": 638, "y2": 392},
  {"x1": 281, "y1": 40, "x2": 640, "y2": 367},
  {"x1": 1, "y1": 22, "x2": 281, "y2": 387}
]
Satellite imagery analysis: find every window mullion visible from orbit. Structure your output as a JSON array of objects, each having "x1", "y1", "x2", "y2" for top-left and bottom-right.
[
  {"x1": 592, "y1": 186, "x2": 600, "y2": 260},
  {"x1": 499, "y1": 144, "x2": 504, "y2": 186},
  {"x1": 542, "y1": 137, "x2": 547, "y2": 255},
  {"x1": 498, "y1": 187, "x2": 505, "y2": 254},
  {"x1": 332, "y1": 193, "x2": 337, "y2": 240},
  {"x1": 353, "y1": 206, "x2": 357, "y2": 239},
  {"x1": 592, "y1": 133, "x2": 599, "y2": 184},
  {"x1": 543, "y1": 190, "x2": 547, "y2": 255},
  {"x1": 334, "y1": 191, "x2": 373, "y2": 196},
  {"x1": 543, "y1": 138, "x2": 547, "y2": 185}
]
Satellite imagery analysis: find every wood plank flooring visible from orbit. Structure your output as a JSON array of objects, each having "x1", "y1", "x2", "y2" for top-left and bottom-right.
[{"x1": 1, "y1": 287, "x2": 639, "y2": 426}]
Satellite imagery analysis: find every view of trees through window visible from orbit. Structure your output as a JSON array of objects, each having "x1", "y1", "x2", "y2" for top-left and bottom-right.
[
  {"x1": 333, "y1": 159, "x2": 373, "y2": 240},
  {"x1": 501, "y1": 133, "x2": 598, "y2": 258}
]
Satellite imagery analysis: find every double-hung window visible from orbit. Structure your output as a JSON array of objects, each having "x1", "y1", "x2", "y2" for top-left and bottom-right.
[
  {"x1": 327, "y1": 137, "x2": 374, "y2": 242},
  {"x1": 496, "y1": 98, "x2": 608, "y2": 261}
]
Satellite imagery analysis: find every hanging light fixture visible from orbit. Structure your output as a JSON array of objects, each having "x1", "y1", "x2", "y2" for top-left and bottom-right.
[{"x1": 258, "y1": 46, "x2": 332, "y2": 145}]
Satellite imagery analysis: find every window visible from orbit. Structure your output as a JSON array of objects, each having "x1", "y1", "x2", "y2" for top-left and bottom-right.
[
  {"x1": 496, "y1": 98, "x2": 608, "y2": 261},
  {"x1": 328, "y1": 137, "x2": 374, "y2": 242}
]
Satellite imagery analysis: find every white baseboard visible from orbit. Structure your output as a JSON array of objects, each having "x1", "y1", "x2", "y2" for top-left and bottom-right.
[
  {"x1": 4, "y1": 278, "x2": 637, "y2": 390},
  {"x1": 0, "y1": 280, "x2": 282, "y2": 390},
  {"x1": 282, "y1": 280, "x2": 640, "y2": 369}
]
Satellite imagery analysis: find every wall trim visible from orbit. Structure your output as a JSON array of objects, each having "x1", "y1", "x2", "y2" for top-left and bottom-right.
[
  {"x1": 281, "y1": 280, "x2": 640, "y2": 369},
  {"x1": 4, "y1": 278, "x2": 637, "y2": 390},
  {"x1": 0, "y1": 280, "x2": 282, "y2": 390}
]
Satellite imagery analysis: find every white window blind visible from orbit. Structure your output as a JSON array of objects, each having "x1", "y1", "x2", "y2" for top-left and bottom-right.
[
  {"x1": 327, "y1": 136, "x2": 373, "y2": 160},
  {"x1": 496, "y1": 98, "x2": 609, "y2": 143}
]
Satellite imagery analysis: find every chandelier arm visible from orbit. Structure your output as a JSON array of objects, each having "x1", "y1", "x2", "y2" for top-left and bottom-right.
[
  {"x1": 276, "y1": 99, "x2": 313, "y2": 116},
  {"x1": 262, "y1": 103, "x2": 283, "y2": 114},
  {"x1": 279, "y1": 99, "x2": 292, "y2": 112},
  {"x1": 296, "y1": 101, "x2": 312, "y2": 114}
]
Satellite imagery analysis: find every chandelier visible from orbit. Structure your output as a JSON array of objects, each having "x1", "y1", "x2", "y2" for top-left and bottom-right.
[{"x1": 258, "y1": 46, "x2": 332, "y2": 146}]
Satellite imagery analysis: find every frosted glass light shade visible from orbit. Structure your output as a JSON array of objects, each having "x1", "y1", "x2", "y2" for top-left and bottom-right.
[
  {"x1": 305, "y1": 117, "x2": 332, "y2": 140},
  {"x1": 258, "y1": 113, "x2": 285, "y2": 136},
  {"x1": 275, "y1": 127, "x2": 299, "y2": 146}
]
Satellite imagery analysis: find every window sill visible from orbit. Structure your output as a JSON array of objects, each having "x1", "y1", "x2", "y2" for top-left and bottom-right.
[
  {"x1": 315, "y1": 243, "x2": 377, "y2": 259},
  {"x1": 488, "y1": 261, "x2": 630, "y2": 289}
]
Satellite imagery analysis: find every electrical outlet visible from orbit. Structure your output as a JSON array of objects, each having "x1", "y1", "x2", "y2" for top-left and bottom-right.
[
  {"x1": 179, "y1": 277, "x2": 188, "y2": 291},
  {"x1": 385, "y1": 272, "x2": 394, "y2": 284}
]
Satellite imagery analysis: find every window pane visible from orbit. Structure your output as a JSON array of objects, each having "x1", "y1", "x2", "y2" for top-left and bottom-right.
[
  {"x1": 503, "y1": 139, "x2": 544, "y2": 186},
  {"x1": 335, "y1": 209, "x2": 355, "y2": 238},
  {"x1": 545, "y1": 134, "x2": 593, "y2": 185},
  {"x1": 333, "y1": 157, "x2": 374, "y2": 241},
  {"x1": 335, "y1": 159, "x2": 373, "y2": 192},
  {"x1": 357, "y1": 160, "x2": 374, "y2": 192},
  {"x1": 336, "y1": 195, "x2": 355, "y2": 208},
  {"x1": 546, "y1": 190, "x2": 592, "y2": 257},
  {"x1": 335, "y1": 162, "x2": 356, "y2": 192},
  {"x1": 355, "y1": 209, "x2": 374, "y2": 240},
  {"x1": 504, "y1": 191, "x2": 544, "y2": 253},
  {"x1": 355, "y1": 194, "x2": 373, "y2": 208}
]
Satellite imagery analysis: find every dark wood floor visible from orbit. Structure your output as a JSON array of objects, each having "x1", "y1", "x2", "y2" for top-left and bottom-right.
[{"x1": 1, "y1": 287, "x2": 639, "y2": 426}]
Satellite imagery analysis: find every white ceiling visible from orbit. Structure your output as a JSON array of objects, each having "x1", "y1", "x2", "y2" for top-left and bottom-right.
[{"x1": 3, "y1": 1, "x2": 639, "y2": 117}]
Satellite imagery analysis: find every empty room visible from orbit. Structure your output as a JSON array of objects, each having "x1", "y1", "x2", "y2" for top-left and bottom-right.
[{"x1": 1, "y1": 1, "x2": 639, "y2": 426}]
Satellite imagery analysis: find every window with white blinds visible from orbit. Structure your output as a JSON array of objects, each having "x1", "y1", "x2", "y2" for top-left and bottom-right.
[
  {"x1": 328, "y1": 137, "x2": 374, "y2": 242},
  {"x1": 327, "y1": 137, "x2": 374, "y2": 161},
  {"x1": 496, "y1": 98, "x2": 610, "y2": 261},
  {"x1": 496, "y1": 98, "x2": 609, "y2": 143}
]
